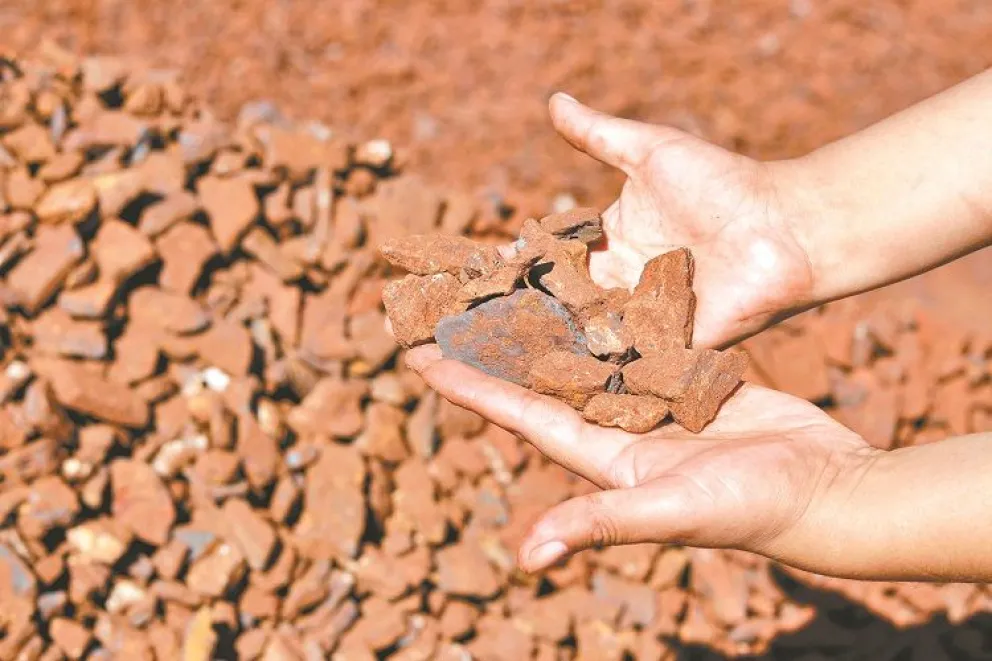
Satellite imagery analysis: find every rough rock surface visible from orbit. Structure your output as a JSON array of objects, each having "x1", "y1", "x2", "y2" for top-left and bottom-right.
[
  {"x1": 529, "y1": 351, "x2": 617, "y2": 409},
  {"x1": 583, "y1": 393, "x2": 671, "y2": 434},
  {"x1": 435, "y1": 290, "x2": 587, "y2": 386}
]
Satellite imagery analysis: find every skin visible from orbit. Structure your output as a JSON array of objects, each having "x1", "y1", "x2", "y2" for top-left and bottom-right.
[{"x1": 406, "y1": 71, "x2": 992, "y2": 582}]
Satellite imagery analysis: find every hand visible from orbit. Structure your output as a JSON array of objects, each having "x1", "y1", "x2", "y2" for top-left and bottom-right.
[
  {"x1": 550, "y1": 93, "x2": 818, "y2": 348},
  {"x1": 406, "y1": 345, "x2": 881, "y2": 576}
]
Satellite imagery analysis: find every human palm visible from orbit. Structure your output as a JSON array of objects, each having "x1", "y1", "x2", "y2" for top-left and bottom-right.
[
  {"x1": 405, "y1": 345, "x2": 877, "y2": 572},
  {"x1": 550, "y1": 94, "x2": 816, "y2": 348}
]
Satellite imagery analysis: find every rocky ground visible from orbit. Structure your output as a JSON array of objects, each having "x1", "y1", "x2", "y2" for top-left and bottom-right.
[{"x1": 2, "y1": 2, "x2": 992, "y2": 659}]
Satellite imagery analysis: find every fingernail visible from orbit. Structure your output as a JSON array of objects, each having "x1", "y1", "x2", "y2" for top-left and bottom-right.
[
  {"x1": 555, "y1": 92, "x2": 579, "y2": 104},
  {"x1": 527, "y1": 540, "x2": 567, "y2": 569}
]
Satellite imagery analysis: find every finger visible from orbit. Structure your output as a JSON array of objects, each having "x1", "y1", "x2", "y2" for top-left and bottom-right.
[
  {"x1": 406, "y1": 347, "x2": 635, "y2": 487},
  {"x1": 549, "y1": 93, "x2": 669, "y2": 173},
  {"x1": 518, "y1": 479, "x2": 705, "y2": 572}
]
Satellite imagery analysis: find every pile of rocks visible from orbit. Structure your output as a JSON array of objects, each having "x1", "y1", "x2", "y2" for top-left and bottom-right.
[{"x1": 0, "y1": 45, "x2": 990, "y2": 661}]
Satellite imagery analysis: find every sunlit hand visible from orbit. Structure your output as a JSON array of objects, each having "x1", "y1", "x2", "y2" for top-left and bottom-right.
[
  {"x1": 550, "y1": 94, "x2": 817, "y2": 348},
  {"x1": 406, "y1": 345, "x2": 881, "y2": 577}
]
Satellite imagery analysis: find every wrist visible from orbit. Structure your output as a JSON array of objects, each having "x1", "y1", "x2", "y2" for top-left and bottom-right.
[{"x1": 764, "y1": 154, "x2": 839, "y2": 309}]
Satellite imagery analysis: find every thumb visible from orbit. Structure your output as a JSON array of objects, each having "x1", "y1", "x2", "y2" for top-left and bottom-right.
[
  {"x1": 549, "y1": 93, "x2": 672, "y2": 173},
  {"x1": 517, "y1": 479, "x2": 707, "y2": 572}
]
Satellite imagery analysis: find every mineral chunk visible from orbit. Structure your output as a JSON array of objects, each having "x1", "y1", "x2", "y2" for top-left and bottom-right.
[
  {"x1": 668, "y1": 351, "x2": 749, "y2": 432},
  {"x1": 529, "y1": 351, "x2": 617, "y2": 409},
  {"x1": 539, "y1": 207, "x2": 603, "y2": 244},
  {"x1": 435, "y1": 290, "x2": 587, "y2": 386},
  {"x1": 382, "y1": 273, "x2": 461, "y2": 348},
  {"x1": 623, "y1": 248, "x2": 695, "y2": 354},
  {"x1": 582, "y1": 393, "x2": 670, "y2": 433},
  {"x1": 379, "y1": 234, "x2": 502, "y2": 278}
]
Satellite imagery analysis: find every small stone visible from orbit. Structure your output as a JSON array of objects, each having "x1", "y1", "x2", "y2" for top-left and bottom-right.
[
  {"x1": 668, "y1": 351, "x2": 749, "y2": 432},
  {"x1": 187, "y1": 543, "x2": 247, "y2": 598},
  {"x1": 34, "y1": 178, "x2": 97, "y2": 225},
  {"x1": 382, "y1": 273, "x2": 461, "y2": 348},
  {"x1": 199, "y1": 175, "x2": 259, "y2": 252},
  {"x1": 129, "y1": 287, "x2": 210, "y2": 335},
  {"x1": 18, "y1": 476, "x2": 79, "y2": 539},
  {"x1": 539, "y1": 207, "x2": 603, "y2": 243},
  {"x1": 182, "y1": 607, "x2": 217, "y2": 661},
  {"x1": 380, "y1": 235, "x2": 501, "y2": 278},
  {"x1": 90, "y1": 219, "x2": 157, "y2": 283},
  {"x1": 584, "y1": 312, "x2": 634, "y2": 362},
  {"x1": 6, "y1": 224, "x2": 84, "y2": 314},
  {"x1": 31, "y1": 308, "x2": 108, "y2": 359},
  {"x1": 110, "y1": 459, "x2": 176, "y2": 545},
  {"x1": 436, "y1": 290, "x2": 587, "y2": 386},
  {"x1": 49, "y1": 618, "x2": 92, "y2": 660},
  {"x1": 66, "y1": 519, "x2": 132, "y2": 565},
  {"x1": 48, "y1": 363, "x2": 149, "y2": 427},
  {"x1": 295, "y1": 444, "x2": 366, "y2": 560},
  {"x1": 582, "y1": 394, "x2": 670, "y2": 433},
  {"x1": 623, "y1": 248, "x2": 695, "y2": 354},
  {"x1": 435, "y1": 542, "x2": 501, "y2": 599},
  {"x1": 454, "y1": 252, "x2": 541, "y2": 307},
  {"x1": 138, "y1": 191, "x2": 199, "y2": 238},
  {"x1": 622, "y1": 349, "x2": 708, "y2": 401},
  {"x1": 529, "y1": 351, "x2": 616, "y2": 409},
  {"x1": 58, "y1": 279, "x2": 118, "y2": 319},
  {"x1": 222, "y1": 499, "x2": 276, "y2": 570}
]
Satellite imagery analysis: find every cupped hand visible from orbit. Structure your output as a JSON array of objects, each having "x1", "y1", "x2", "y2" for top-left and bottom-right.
[
  {"x1": 406, "y1": 345, "x2": 880, "y2": 576},
  {"x1": 550, "y1": 93, "x2": 818, "y2": 348}
]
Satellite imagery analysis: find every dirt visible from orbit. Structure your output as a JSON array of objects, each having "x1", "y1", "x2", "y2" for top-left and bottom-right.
[{"x1": 1, "y1": 2, "x2": 992, "y2": 657}]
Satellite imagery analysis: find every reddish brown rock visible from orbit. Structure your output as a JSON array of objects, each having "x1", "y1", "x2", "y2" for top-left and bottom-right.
[
  {"x1": 90, "y1": 219, "x2": 158, "y2": 283},
  {"x1": 623, "y1": 248, "x2": 695, "y2": 354},
  {"x1": 110, "y1": 459, "x2": 176, "y2": 545},
  {"x1": 382, "y1": 273, "x2": 461, "y2": 348},
  {"x1": 379, "y1": 234, "x2": 501, "y2": 278},
  {"x1": 6, "y1": 224, "x2": 84, "y2": 314},
  {"x1": 667, "y1": 351, "x2": 749, "y2": 432},
  {"x1": 48, "y1": 363, "x2": 150, "y2": 427},
  {"x1": 222, "y1": 499, "x2": 276, "y2": 570},
  {"x1": 294, "y1": 444, "x2": 366, "y2": 560},
  {"x1": 31, "y1": 308, "x2": 108, "y2": 359},
  {"x1": 286, "y1": 377, "x2": 367, "y2": 439},
  {"x1": 538, "y1": 207, "x2": 603, "y2": 244},
  {"x1": 138, "y1": 191, "x2": 199, "y2": 237},
  {"x1": 199, "y1": 175, "x2": 259, "y2": 252},
  {"x1": 129, "y1": 287, "x2": 210, "y2": 335},
  {"x1": 49, "y1": 618, "x2": 93, "y2": 660},
  {"x1": 584, "y1": 312, "x2": 634, "y2": 362},
  {"x1": 622, "y1": 349, "x2": 713, "y2": 401},
  {"x1": 34, "y1": 178, "x2": 97, "y2": 225},
  {"x1": 582, "y1": 393, "x2": 669, "y2": 433},
  {"x1": 529, "y1": 351, "x2": 617, "y2": 409},
  {"x1": 435, "y1": 541, "x2": 502, "y2": 599},
  {"x1": 435, "y1": 290, "x2": 587, "y2": 386}
]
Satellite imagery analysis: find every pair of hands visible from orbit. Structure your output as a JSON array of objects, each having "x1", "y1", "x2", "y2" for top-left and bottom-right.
[{"x1": 408, "y1": 94, "x2": 882, "y2": 577}]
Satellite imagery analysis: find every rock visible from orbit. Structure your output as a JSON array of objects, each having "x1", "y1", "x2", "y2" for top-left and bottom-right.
[
  {"x1": 187, "y1": 542, "x2": 247, "y2": 598},
  {"x1": 623, "y1": 248, "x2": 695, "y2": 354},
  {"x1": 382, "y1": 273, "x2": 461, "y2": 348},
  {"x1": 110, "y1": 459, "x2": 176, "y2": 545},
  {"x1": 622, "y1": 349, "x2": 710, "y2": 401},
  {"x1": 379, "y1": 234, "x2": 502, "y2": 278},
  {"x1": 138, "y1": 191, "x2": 199, "y2": 237},
  {"x1": 34, "y1": 178, "x2": 97, "y2": 225},
  {"x1": 17, "y1": 476, "x2": 79, "y2": 539},
  {"x1": 90, "y1": 219, "x2": 158, "y2": 283},
  {"x1": 199, "y1": 175, "x2": 259, "y2": 252},
  {"x1": 454, "y1": 252, "x2": 541, "y2": 307},
  {"x1": 182, "y1": 606, "x2": 217, "y2": 661},
  {"x1": 129, "y1": 287, "x2": 210, "y2": 335},
  {"x1": 535, "y1": 239, "x2": 606, "y2": 323},
  {"x1": 222, "y1": 499, "x2": 276, "y2": 570},
  {"x1": 49, "y1": 618, "x2": 93, "y2": 660},
  {"x1": 436, "y1": 290, "x2": 587, "y2": 386},
  {"x1": 6, "y1": 224, "x2": 84, "y2": 314},
  {"x1": 294, "y1": 444, "x2": 366, "y2": 560},
  {"x1": 528, "y1": 351, "x2": 616, "y2": 409},
  {"x1": 668, "y1": 351, "x2": 749, "y2": 432},
  {"x1": 582, "y1": 394, "x2": 670, "y2": 433},
  {"x1": 538, "y1": 207, "x2": 603, "y2": 244},
  {"x1": 48, "y1": 362, "x2": 150, "y2": 427},
  {"x1": 584, "y1": 312, "x2": 633, "y2": 362},
  {"x1": 435, "y1": 542, "x2": 501, "y2": 599},
  {"x1": 286, "y1": 378, "x2": 367, "y2": 439},
  {"x1": 66, "y1": 519, "x2": 132, "y2": 565}
]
